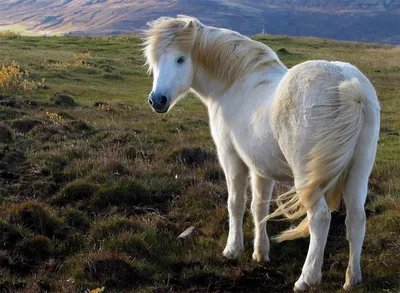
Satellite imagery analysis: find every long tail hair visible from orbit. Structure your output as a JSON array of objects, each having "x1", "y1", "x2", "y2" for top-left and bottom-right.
[{"x1": 264, "y1": 78, "x2": 366, "y2": 242}]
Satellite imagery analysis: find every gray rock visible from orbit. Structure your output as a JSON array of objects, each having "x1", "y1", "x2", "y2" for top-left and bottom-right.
[{"x1": 178, "y1": 226, "x2": 196, "y2": 240}]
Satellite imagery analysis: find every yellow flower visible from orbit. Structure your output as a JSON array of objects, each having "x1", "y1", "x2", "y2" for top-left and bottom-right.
[{"x1": 89, "y1": 287, "x2": 105, "y2": 293}]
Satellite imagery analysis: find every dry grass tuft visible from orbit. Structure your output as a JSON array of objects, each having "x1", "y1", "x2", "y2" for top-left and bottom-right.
[
  {"x1": 3, "y1": 201, "x2": 64, "y2": 237},
  {"x1": 0, "y1": 60, "x2": 44, "y2": 92},
  {"x1": 81, "y1": 252, "x2": 147, "y2": 290}
]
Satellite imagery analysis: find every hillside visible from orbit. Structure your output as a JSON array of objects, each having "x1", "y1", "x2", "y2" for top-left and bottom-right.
[
  {"x1": 0, "y1": 0, "x2": 400, "y2": 43},
  {"x1": 0, "y1": 32, "x2": 399, "y2": 292}
]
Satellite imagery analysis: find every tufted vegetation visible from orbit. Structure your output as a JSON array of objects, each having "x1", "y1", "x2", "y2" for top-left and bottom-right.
[{"x1": 0, "y1": 33, "x2": 398, "y2": 292}]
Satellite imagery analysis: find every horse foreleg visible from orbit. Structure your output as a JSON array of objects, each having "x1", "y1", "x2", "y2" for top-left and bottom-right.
[
  {"x1": 251, "y1": 173, "x2": 274, "y2": 263},
  {"x1": 221, "y1": 152, "x2": 249, "y2": 260},
  {"x1": 294, "y1": 190, "x2": 331, "y2": 292}
]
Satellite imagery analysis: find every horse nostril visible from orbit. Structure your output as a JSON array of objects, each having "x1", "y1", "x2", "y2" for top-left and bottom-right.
[
  {"x1": 148, "y1": 97, "x2": 154, "y2": 106},
  {"x1": 160, "y1": 95, "x2": 168, "y2": 106}
]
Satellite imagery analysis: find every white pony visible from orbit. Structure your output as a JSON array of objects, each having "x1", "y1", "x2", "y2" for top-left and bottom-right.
[{"x1": 143, "y1": 16, "x2": 380, "y2": 292}]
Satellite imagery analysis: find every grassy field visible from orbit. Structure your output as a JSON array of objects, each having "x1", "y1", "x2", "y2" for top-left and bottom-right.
[
  {"x1": 0, "y1": 25, "x2": 45, "y2": 37},
  {"x1": 0, "y1": 33, "x2": 399, "y2": 293}
]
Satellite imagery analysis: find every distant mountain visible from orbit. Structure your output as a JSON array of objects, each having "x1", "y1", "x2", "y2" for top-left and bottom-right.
[{"x1": 0, "y1": 0, "x2": 399, "y2": 44}]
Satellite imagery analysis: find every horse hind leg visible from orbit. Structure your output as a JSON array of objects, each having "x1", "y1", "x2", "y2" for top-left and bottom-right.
[
  {"x1": 343, "y1": 126, "x2": 379, "y2": 290},
  {"x1": 294, "y1": 186, "x2": 331, "y2": 292},
  {"x1": 342, "y1": 170, "x2": 367, "y2": 290}
]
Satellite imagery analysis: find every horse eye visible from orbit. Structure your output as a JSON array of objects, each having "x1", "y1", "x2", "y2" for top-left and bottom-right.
[{"x1": 177, "y1": 57, "x2": 185, "y2": 64}]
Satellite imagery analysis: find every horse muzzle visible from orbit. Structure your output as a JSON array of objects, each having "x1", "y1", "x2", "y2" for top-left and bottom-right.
[{"x1": 149, "y1": 92, "x2": 170, "y2": 113}]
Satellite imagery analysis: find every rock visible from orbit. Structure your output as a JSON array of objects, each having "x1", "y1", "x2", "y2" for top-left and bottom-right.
[{"x1": 178, "y1": 226, "x2": 196, "y2": 240}]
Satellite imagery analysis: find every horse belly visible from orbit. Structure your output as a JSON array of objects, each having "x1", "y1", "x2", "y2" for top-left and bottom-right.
[{"x1": 232, "y1": 134, "x2": 292, "y2": 182}]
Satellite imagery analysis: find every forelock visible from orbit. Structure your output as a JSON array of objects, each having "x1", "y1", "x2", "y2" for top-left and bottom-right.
[{"x1": 143, "y1": 16, "x2": 199, "y2": 73}]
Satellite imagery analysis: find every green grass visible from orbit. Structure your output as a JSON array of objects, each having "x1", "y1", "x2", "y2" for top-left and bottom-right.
[{"x1": 0, "y1": 34, "x2": 398, "y2": 293}]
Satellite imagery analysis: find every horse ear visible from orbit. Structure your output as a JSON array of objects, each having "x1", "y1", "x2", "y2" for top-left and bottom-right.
[
  {"x1": 175, "y1": 20, "x2": 197, "y2": 52},
  {"x1": 183, "y1": 20, "x2": 195, "y2": 31}
]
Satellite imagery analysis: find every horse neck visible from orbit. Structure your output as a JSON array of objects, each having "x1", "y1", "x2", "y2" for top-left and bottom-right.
[
  {"x1": 190, "y1": 59, "x2": 287, "y2": 107},
  {"x1": 190, "y1": 27, "x2": 287, "y2": 104},
  {"x1": 191, "y1": 67, "x2": 228, "y2": 104}
]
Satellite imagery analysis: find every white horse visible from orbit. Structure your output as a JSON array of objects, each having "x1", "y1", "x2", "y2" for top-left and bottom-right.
[{"x1": 143, "y1": 16, "x2": 380, "y2": 292}]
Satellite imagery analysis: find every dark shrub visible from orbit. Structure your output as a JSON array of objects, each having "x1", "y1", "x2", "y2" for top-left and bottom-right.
[
  {"x1": 0, "y1": 108, "x2": 25, "y2": 120},
  {"x1": 125, "y1": 146, "x2": 153, "y2": 161},
  {"x1": 10, "y1": 119, "x2": 42, "y2": 133},
  {"x1": 62, "y1": 208, "x2": 90, "y2": 230},
  {"x1": 30, "y1": 125, "x2": 64, "y2": 142},
  {"x1": 0, "y1": 123, "x2": 13, "y2": 143},
  {"x1": 92, "y1": 180, "x2": 148, "y2": 209},
  {"x1": 64, "y1": 120, "x2": 92, "y2": 133},
  {"x1": 277, "y1": 48, "x2": 291, "y2": 55},
  {"x1": 204, "y1": 169, "x2": 225, "y2": 182},
  {"x1": 16, "y1": 235, "x2": 53, "y2": 261},
  {"x1": 0, "y1": 220, "x2": 23, "y2": 249},
  {"x1": 83, "y1": 253, "x2": 143, "y2": 289},
  {"x1": 52, "y1": 92, "x2": 76, "y2": 107},
  {"x1": 55, "y1": 181, "x2": 97, "y2": 205},
  {"x1": 57, "y1": 111, "x2": 75, "y2": 120},
  {"x1": 5, "y1": 201, "x2": 64, "y2": 237},
  {"x1": 91, "y1": 216, "x2": 144, "y2": 240},
  {"x1": 104, "y1": 232, "x2": 150, "y2": 258},
  {"x1": 168, "y1": 147, "x2": 217, "y2": 165}
]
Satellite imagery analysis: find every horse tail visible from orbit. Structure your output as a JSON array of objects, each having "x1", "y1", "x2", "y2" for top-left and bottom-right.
[{"x1": 266, "y1": 78, "x2": 366, "y2": 242}]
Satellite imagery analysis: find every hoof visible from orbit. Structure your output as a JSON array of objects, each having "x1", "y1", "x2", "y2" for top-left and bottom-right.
[
  {"x1": 343, "y1": 278, "x2": 362, "y2": 291},
  {"x1": 222, "y1": 245, "x2": 243, "y2": 260},
  {"x1": 293, "y1": 280, "x2": 309, "y2": 292},
  {"x1": 252, "y1": 251, "x2": 270, "y2": 263},
  {"x1": 294, "y1": 276, "x2": 310, "y2": 292}
]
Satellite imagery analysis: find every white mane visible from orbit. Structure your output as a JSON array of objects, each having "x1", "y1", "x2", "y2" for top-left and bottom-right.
[{"x1": 144, "y1": 15, "x2": 286, "y2": 84}]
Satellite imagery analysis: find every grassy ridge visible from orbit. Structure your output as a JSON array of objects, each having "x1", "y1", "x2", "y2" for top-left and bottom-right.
[{"x1": 0, "y1": 34, "x2": 399, "y2": 293}]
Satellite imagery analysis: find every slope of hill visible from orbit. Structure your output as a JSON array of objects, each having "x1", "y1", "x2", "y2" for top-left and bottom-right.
[{"x1": 0, "y1": 0, "x2": 400, "y2": 44}]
